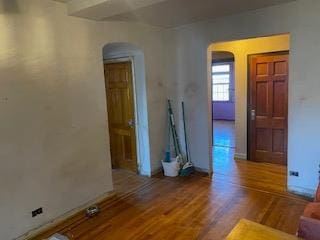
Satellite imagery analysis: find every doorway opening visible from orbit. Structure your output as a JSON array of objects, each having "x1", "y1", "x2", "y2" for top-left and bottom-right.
[
  {"x1": 103, "y1": 42, "x2": 152, "y2": 195},
  {"x1": 208, "y1": 34, "x2": 290, "y2": 194},
  {"x1": 211, "y1": 52, "x2": 236, "y2": 172}
]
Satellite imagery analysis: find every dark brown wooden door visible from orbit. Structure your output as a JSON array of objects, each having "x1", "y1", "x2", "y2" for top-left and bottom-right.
[
  {"x1": 249, "y1": 52, "x2": 289, "y2": 165},
  {"x1": 104, "y1": 61, "x2": 138, "y2": 172}
]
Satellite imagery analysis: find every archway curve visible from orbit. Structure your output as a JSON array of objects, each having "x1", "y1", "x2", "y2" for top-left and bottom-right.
[
  {"x1": 212, "y1": 51, "x2": 235, "y2": 63},
  {"x1": 102, "y1": 42, "x2": 151, "y2": 176}
]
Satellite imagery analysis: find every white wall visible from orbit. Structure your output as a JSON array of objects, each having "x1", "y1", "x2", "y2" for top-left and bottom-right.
[
  {"x1": 168, "y1": 0, "x2": 320, "y2": 196},
  {"x1": 2, "y1": 0, "x2": 320, "y2": 238},
  {"x1": 0, "y1": 0, "x2": 168, "y2": 239},
  {"x1": 210, "y1": 34, "x2": 290, "y2": 158}
]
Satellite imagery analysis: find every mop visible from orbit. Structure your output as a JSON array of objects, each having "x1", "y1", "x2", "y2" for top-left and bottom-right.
[
  {"x1": 167, "y1": 99, "x2": 183, "y2": 164},
  {"x1": 180, "y1": 101, "x2": 194, "y2": 176}
]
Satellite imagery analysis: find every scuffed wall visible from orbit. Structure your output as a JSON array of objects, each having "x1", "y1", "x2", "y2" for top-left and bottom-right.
[
  {"x1": 2, "y1": 0, "x2": 320, "y2": 239},
  {"x1": 0, "y1": 0, "x2": 168, "y2": 239}
]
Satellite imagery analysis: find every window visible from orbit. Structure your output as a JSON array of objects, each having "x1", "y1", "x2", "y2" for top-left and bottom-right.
[{"x1": 212, "y1": 62, "x2": 233, "y2": 101}]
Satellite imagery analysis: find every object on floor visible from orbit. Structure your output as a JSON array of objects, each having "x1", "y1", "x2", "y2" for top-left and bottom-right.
[
  {"x1": 162, "y1": 157, "x2": 180, "y2": 177},
  {"x1": 180, "y1": 101, "x2": 194, "y2": 176},
  {"x1": 227, "y1": 219, "x2": 299, "y2": 240},
  {"x1": 85, "y1": 205, "x2": 100, "y2": 218},
  {"x1": 297, "y1": 182, "x2": 320, "y2": 240},
  {"x1": 48, "y1": 233, "x2": 69, "y2": 240},
  {"x1": 162, "y1": 100, "x2": 183, "y2": 177}
]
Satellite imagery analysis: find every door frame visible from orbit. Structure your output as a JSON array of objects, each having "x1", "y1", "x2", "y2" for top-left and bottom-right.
[
  {"x1": 104, "y1": 57, "x2": 141, "y2": 173},
  {"x1": 247, "y1": 50, "x2": 289, "y2": 161}
]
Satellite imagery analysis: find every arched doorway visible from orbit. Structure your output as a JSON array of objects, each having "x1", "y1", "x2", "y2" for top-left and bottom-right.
[
  {"x1": 211, "y1": 51, "x2": 236, "y2": 173},
  {"x1": 207, "y1": 34, "x2": 290, "y2": 194}
]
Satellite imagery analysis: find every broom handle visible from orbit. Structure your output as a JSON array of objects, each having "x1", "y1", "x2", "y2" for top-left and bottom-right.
[
  {"x1": 168, "y1": 100, "x2": 177, "y2": 156},
  {"x1": 165, "y1": 105, "x2": 171, "y2": 160},
  {"x1": 168, "y1": 100, "x2": 182, "y2": 156},
  {"x1": 182, "y1": 101, "x2": 189, "y2": 163}
]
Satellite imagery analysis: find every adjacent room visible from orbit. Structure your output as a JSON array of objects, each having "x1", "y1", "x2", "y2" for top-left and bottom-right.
[
  {"x1": 211, "y1": 34, "x2": 291, "y2": 194},
  {"x1": 1, "y1": 0, "x2": 320, "y2": 240},
  {"x1": 211, "y1": 51, "x2": 236, "y2": 175}
]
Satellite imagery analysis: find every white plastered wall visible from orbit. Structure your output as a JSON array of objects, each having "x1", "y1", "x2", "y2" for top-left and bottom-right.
[
  {"x1": 0, "y1": 0, "x2": 168, "y2": 239},
  {"x1": 2, "y1": 0, "x2": 320, "y2": 239}
]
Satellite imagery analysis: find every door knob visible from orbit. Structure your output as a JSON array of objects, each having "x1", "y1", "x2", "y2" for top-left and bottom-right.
[
  {"x1": 251, "y1": 110, "x2": 256, "y2": 121},
  {"x1": 128, "y1": 119, "x2": 135, "y2": 128}
]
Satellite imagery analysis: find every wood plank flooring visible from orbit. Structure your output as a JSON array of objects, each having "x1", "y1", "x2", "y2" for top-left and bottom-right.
[
  {"x1": 214, "y1": 152, "x2": 289, "y2": 196},
  {"x1": 112, "y1": 169, "x2": 158, "y2": 197},
  {"x1": 33, "y1": 164, "x2": 308, "y2": 240},
  {"x1": 212, "y1": 120, "x2": 291, "y2": 196}
]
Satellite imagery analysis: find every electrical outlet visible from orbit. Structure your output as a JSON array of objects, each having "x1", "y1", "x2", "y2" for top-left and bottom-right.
[
  {"x1": 289, "y1": 171, "x2": 299, "y2": 177},
  {"x1": 32, "y1": 207, "x2": 43, "y2": 218}
]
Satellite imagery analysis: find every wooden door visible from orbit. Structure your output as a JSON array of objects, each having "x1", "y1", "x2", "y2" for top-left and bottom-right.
[
  {"x1": 104, "y1": 61, "x2": 138, "y2": 172},
  {"x1": 249, "y1": 52, "x2": 289, "y2": 165}
]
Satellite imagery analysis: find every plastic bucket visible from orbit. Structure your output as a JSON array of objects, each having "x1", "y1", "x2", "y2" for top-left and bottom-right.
[{"x1": 162, "y1": 158, "x2": 180, "y2": 177}]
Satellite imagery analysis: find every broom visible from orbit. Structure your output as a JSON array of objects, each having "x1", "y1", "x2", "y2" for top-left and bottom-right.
[
  {"x1": 164, "y1": 101, "x2": 171, "y2": 162},
  {"x1": 168, "y1": 99, "x2": 183, "y2": 163},
  {"x1": 180, "y1": 101, "x2": 194, "y2": 176}
]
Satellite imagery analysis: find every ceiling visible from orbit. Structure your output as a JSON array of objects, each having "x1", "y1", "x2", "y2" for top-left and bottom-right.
[{"x1": 55, "y1": 0, "x2": 296, "y2": 28}]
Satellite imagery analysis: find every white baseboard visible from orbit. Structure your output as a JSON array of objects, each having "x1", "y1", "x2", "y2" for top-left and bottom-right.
[
  {"x1": 194, "y1": 167, "x2": 211, "y2": 175},
  {"x1": 139, "y1": 169, "x2": 152, "y2": 177},
  {"x1": 288, "y1": 185, "x2": 315, "y2": 198},
  {"x1": 151, "y1": 166, "x2": 163, "y2": 176},
  {"x1": 19, "y1": 191, "x2": 115, "y2": 240},
  {"x1": 151, "y1": 165, "x2": 211, "y2": 176},
  {"x1": 234, "y1": 153, "x2": 247, "y2": 160}
]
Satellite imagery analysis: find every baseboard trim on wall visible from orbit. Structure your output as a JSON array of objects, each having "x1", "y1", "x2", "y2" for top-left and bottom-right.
[
  {"x1": 20, "y1": 191, "x2": 115, "y2": 240},
  {"x1": 151, "y1": 166, "x2": 211, "y2": 177},
  {"x1": 194, "y1": 167, "x2": 211, "y2": 176},
  {"x1": 288, "y1": 185, "x2": 315, "y2": 199},
  {"x1": 151, "y1": 166, "x2": 163, "y2": 176},
  {"x1": 234, "y1": 153, "x2": 247, "y2": 160},
  {"x1": 140, "y1": 169, "x2": 152, "y2": 177}
]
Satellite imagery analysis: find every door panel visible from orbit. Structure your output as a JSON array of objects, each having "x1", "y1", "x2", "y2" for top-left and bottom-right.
[
  {"x1": 272, "y1": 129, "x2": 285, "y2": 153},
  {"x1": 256, "y1": 81, "x2": 268, "y2": 116},
  {"x1": 104, "y1": 62, "x2": 138, "y2": 172},
  {"x1": 273, "y1": 81, "x2": 286, "y2": 117},
  {"x1": 249, "y1": 52, "x2": 288, "y2": 165}
]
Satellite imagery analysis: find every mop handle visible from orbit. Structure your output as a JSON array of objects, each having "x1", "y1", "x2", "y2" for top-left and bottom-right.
[
  {"x1": 168, "y1": 100, "x2": 182, "y2": 156},
  {"x1": 182, "y1": 101, "x2": 189, "y2": 163}
]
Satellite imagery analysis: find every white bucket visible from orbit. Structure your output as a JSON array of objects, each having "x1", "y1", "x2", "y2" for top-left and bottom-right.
[{"x1": 162, "y1": 158, "x2": 180, "y2": 177}]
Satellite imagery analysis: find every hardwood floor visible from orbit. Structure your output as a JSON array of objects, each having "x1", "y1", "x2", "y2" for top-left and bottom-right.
[
  {"x1": 214, "y1": 157, "x2": 289, "y2": 196},
  {"x1": 33, "y1": 165, "x2": 308, "y2": 240},
  {"x1": 213, "y1": 120, "x2": 235, "y2": 148},
  {"x1": 213, "y1": 120, "x2": 290, "y2": 196},
  {"x1": 112, "y1": 169, "x2": 158, "y2": 197},
  {"x1": 32, "y1": 121, "x2": 308, "y2": 239}
]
